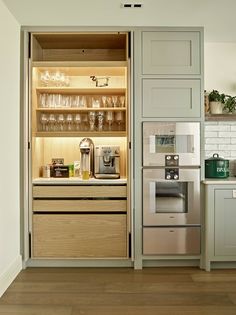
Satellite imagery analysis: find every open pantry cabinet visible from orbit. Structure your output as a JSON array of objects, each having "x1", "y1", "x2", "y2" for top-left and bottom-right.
[{"x1": 23, "y1": 31, "x2": 133, "y2": 265}]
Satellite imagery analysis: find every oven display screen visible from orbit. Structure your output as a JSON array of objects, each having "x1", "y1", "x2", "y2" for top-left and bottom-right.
[{"x1": 154, "y1": 135, "x2": 194, "y2": 153}]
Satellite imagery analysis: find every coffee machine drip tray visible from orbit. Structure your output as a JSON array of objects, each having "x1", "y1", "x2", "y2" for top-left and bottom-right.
[{"x1": 94, "y1": 173, "x2": 120, "y2": 179}]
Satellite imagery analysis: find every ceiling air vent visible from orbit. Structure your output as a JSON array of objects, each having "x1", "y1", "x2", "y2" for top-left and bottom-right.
[{"x1": 121, "y1": 1, "x2": 143, "y2": 8}]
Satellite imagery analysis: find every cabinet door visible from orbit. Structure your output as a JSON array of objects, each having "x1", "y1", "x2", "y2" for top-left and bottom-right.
[
  {"x1": 142, "y1": 79, "x2": 201, "y2": 118},
  {"x1": 142, "y1": 31, "x2": 200, "y2": 75},
  {"x1": 215, "y1": 189, "x2": 236, "y2": 256}
]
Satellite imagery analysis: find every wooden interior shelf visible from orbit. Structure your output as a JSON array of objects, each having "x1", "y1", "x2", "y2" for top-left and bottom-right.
[
  {"x1": 33, "y1": 131, "x2": 127, "y2": 137},
  {"x1": 36, "y1": 107, "x2": 126, "y2": 112},
  {"x1": 36, "y1": 87, "x2": 126, "y2": 95},
  {"x1": 205, "y1": 113, "x2": 236, "y2": 121}
]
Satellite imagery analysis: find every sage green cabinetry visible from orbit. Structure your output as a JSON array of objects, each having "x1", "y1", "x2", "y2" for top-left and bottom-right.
[
  {"x1": 140, "y1": 28, "x2": 203, "y2": 118},
  {"x1": 142, "y1": 31, "x2": 201, "y2": 75},
  {"x1": 204, "y1": 181, "x2": 236, "y2": 271}
]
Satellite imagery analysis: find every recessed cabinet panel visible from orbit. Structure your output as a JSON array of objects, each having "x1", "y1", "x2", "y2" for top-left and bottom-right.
[
  {"x1": 142, "y1": 31, "x2": 200, "y2": 75},
  {"x1": 215, "y1": 190, "x2": 236, "y2": 256},
  {"x1": 33, "y1": 214, "x2": 127, "y2": 258},
  {"x1": 142, "y1": 79, "x2": 201, "y2": 118}
]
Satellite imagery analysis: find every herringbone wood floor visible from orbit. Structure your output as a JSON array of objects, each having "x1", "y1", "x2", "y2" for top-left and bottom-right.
[{"x1": 1, "y1": 267, "x2": 236, "y2": 314}]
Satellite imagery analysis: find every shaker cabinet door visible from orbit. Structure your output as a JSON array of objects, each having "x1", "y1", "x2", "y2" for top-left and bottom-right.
[
  {"x1": 215, "y1": 190, "x2": 236, "y2": 256},
  {"x1": 142, "y1": 31, "x2": 201, "y2": 75},
  {"x1": 142, "y1": 79, "x2": 201, "y2": 118}
]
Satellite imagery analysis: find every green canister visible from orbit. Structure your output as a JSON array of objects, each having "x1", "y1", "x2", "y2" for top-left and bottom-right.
[{"x1": 205, "y1": 153, "x2": 229, "y2": 178}]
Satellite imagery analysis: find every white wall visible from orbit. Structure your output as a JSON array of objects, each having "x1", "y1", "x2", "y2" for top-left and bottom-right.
[
  {"x1": 0, "y1": 0, "x2": 21, "y2": 297},
  {"x1": 205, "y1": 43, "x2": 236, "y2": 95},
  {"x1": 3, "y1": 0, "x2": 236, "y2": 42}
]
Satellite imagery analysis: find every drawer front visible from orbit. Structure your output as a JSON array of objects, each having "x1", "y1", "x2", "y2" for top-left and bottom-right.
[
  {"x1": 142, "y1": 79, "x2": 201, "y2": 118},
  {"x1": 33, "y1": 185, "x2": 127, "y2": 198},
  {"x1": 33, "y1": 214, "x2": 127, "y2": 258},
  {"x1": 143, "y1": 227, "x2": 200, "y2": 255},
  {"x1": 33, "y1": 199, "x2": 126, "y2": 212},
  {"x1": 142, "y1": 31, "x2": 200, "y2": 75}
]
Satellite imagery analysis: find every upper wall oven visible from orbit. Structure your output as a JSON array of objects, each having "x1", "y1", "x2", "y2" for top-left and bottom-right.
[{"x1": 143, "y1": 122, "x2": 200, "y2": 167}]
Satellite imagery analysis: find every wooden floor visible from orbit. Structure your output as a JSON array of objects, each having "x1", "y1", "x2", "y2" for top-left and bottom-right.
[{"x1": 1, "y1": 267, "x2": 236, "y2": 314}]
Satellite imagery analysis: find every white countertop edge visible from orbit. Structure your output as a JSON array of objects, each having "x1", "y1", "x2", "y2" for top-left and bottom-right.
[
  {"x1": 32, "y1": 177, "x2": 127, "y2": 185},
  {"x1": 202, "y1": 177, "x2": 236, "y2": 184}
]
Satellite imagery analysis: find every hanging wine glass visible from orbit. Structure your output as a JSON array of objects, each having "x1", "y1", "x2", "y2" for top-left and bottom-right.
[
  {"x1": 48, "y1": 114, "x2": 56, "y2": 131},
  {"x1": 66, "y1": 114, "x2": 73, "y2": 131},
  {"x1": 115, "y1": 111, "x2": 123, "y2": 131},
  {"x1": 57, "y1": 114, "x2": 65, "y2": 131}
]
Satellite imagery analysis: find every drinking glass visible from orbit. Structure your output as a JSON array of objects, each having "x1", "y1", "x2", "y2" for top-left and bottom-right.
[
  {"x1": 58, "y1": 114, "x2": 65, "y2": 131},
  {"x1": 97, "y1": 111, "x2": 104, "y2": 131},
  {"x1": 40, "y1": 70, "x2": 50, "y2": 86},
  {"x1": 106, "y1": 96, "x2": 112, "y2": 108},
  {"x1": 66, "y1": 114, "x2": 73, "y2": 131},
  {"x1": 40, "y1": 114, "x2": 48, "y2": 131},
  {"x1": 82, "y1": 113, "x2": 88, "y2": 131},
  {"x1": 88, "y1": 111, "x2": 96, "y2": 131},
  {"x1": 39, "y1": 93, "x2": 47, "y2": 108},
  {"x1": 92, "y1": 96, "x2": 100, "y2": 108},
  {"x1": 106, "y1": 111, "x2": 114, "y2": 131},
  {"x1": 101, "y1": 96, "x2": 107, "y2": 108},
  {"x1": 79, "y1": 96, "x2": 87, "y2": 108},
  {"x1": 74, "y1": 114, "x2": 82, "y2": 131}
]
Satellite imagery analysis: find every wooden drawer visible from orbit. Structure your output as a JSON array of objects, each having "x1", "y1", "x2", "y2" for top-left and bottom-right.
[
  {"x1": 143, "y1": 227, "x2": 200, "y2": 255},
  {"x1": 33, "y1": 185, "x2": 127, "y2": 198},
  {"x1": 33, "y1": 199, "x2": 126, "y2": 212},
  {"x1": 33, "y1": 214, "x2": 127, "y2": 258}
]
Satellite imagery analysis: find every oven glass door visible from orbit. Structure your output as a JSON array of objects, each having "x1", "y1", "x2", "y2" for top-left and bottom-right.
[
  {"x1": 143, "y1": 122, "x2": 200, "y2": 166},
  {"x1": 143, "y1": 169, "x2": 200, "y2": 226}
]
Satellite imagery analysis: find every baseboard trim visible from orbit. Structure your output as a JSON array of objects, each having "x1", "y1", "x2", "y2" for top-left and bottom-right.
[{"x1": 0, "y1": 255, "x2": 22, "y2": 297}]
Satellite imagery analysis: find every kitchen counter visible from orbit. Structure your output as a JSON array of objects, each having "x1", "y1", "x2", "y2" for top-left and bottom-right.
[
  {"x1": 33, "y1": 177, "x2": 127, "y2": 185},
  {"x1": 202, "y1": 177, "x2": 236, "y2": 185}
]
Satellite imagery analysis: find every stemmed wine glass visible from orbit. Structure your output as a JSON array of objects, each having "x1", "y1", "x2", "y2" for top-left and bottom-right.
[
  {"x1": 48, "y1": 114, "x2": 57, "y2": 131},
  {"x1": 66, "y1": 114, "x2": 73, "y2": 131},
  {"x1": 101, "y1": 96, "x2": 107, "y2": 108},
  {"x1": 106, "y1": 111, "x2": 114, "y2": 131},
  {"x1": 58, "y1": 114, "x2": 65, "y2": 131},
  {"x1": 97, "y1": 111, "x2": 104, "y2": 131},
  {"x1": 74, "y1": 114, "x2": 81, "y2": 131},
  {"x1": 112, "y1": 95, "x2": 118, "y2": 107},
  {"x1": 115, "y1": 111, "x2": 123, "y2": 131},
  {"x1": 40, "y1": 114, "x2": 48, "y2": 131},
  {"x1": 79, "y1": 96, "x2": 87, "y2": 108},
  {"x1": 106, "y1": 96, "x2": 112, "y2": 108},
  {"x1": 119, "y1": 96, "x2": 125, "y2": 107},
  {"x1": 88, "y1": 111, "x2": 96, "y2": 131}
]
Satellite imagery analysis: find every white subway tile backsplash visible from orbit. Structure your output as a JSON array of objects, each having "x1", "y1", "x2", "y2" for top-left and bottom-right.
[
  {"x1": 219, "y1": 131, "x2": 236, "y2": 138},
  {"x1": 205, "y1": 137, "x2": 230, "y2": 144},
  {"x1": 205, "y1": 125, "x2": 230, "y2": 132},
  {"x1": 205, "y1": 131, "x2": 218, "y2": 138},
  {"x1": 231, "y1": 126, "x2": 236, "y2": 131},
  {"x1": 205, "y1": 144, "x2": 218, "y2": 151},
  {"x1": 219, "y1": 144, "x2": 236, "y2": 150},
  {"x1": 231, "y1": 138, "x2": 236, "y2": 144}
]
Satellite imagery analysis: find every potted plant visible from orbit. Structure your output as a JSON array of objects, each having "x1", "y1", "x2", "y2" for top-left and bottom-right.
[
  {"x1": 223, "y1": 95, "x2": 236, "y2": 113},
  {"x1": 208, "y1": 90, "x2": 225, "y2": 114}
]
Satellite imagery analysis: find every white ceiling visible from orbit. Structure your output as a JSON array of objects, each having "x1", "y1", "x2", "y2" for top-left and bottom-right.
[{"x1": 2, "y1": 0, "x2": 236, "y2": 42}]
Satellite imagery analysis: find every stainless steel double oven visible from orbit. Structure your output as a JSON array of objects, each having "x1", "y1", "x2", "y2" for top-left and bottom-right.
[{"x1": 142, "y1": 122, "x2": 201, "y2": 255}]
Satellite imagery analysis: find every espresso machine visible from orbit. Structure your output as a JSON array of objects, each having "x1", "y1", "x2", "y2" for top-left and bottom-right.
[
  {"x1": 79, "y1": 138, "x2": 94, "y2": 179},
  {"x1": 94, "y1": 145, "x2": 120, "y2": 179}
]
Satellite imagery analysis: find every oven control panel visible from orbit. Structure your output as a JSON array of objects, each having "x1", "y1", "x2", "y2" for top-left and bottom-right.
[
  {"x1": 165, "y1": 168, "x2": 179, "y2": 180},
  {"x1": 165, "y1": 155, "x2": 179, "y2": 167}
]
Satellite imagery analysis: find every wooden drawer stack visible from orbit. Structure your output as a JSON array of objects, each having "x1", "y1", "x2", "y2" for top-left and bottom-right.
[{"x1": 32, "y1": 184, "x2": 127, "y2": 258}]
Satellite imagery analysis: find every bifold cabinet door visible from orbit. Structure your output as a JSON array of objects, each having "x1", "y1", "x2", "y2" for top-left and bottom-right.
[
  {"x1": 215, "y1": 190, "x2": 236, "y2": 256},
  {"x1": 142, "y1": 31, "x2": 200, "y2": 75},
  {"x1": 33, "y1": 214, "x2": 127, "y2": 258},
  {"x1": 142, "y1": 79, "x2": 201, "y2": 118}
]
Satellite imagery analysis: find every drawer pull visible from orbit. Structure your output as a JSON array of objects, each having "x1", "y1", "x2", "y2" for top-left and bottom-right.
[{"x1": 169, "y1": 230, "x2": 175, "y2": 233}]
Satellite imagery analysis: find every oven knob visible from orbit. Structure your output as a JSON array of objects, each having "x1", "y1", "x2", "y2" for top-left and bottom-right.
[
  {"x1": 166, "y1": 155, "x2": 171, "y2": 160},
  {"x1": 174, "y1": 174, "x2": 179, "y2": 180},
  {"x1": 166, "y1": 174, "x2": 171, "y2": 180},
  {"x1": 174, "y1": 155, "x2": 179, "y2": 160}
]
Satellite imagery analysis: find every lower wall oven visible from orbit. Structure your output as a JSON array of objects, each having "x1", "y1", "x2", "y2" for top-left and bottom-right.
[{"x1": 143, "y1": 168, "x2": 200, "y2": 255}]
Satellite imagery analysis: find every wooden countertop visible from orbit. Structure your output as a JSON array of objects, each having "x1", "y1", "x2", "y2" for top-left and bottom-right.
[{"x1": 33, "y1": 177, "x2": 127, "y2": 185}]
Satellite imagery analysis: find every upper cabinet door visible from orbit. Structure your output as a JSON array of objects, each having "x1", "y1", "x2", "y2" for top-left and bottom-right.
[{"x1": 142, "y1": 31, "x2": 201, "y2": 75}]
